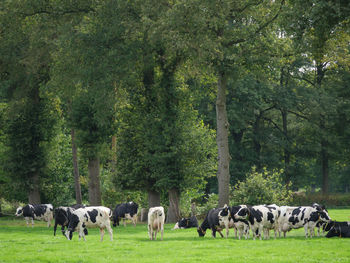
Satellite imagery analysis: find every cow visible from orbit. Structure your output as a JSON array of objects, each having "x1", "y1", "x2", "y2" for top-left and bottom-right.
[
  {"x1": 148, "y1": 206, "x2": 165, "y2": 241},
  {"x1": 173, "y1": 216, "x2": 198, "y2": 230},
  {"x1": 53, "y1": 204, "x2": 86, "y2": 236},
  {"x1": 233, "y1": 205, "x2": 279, "y2": 240},
  {"x1": 197, "y1": 204, "x2": 230, "y2": 238},
  {"x1": 323, "y1": 220, "x2": 350, "y2": 232},
  {"x1": 277, "y1": 206, "x2": 298, "y2": 237},
  {"x1": 230, "y1": 205, "x2": 250, "y2": 239},
  {"x1": 326, "y1": 225, "x2": 350, "y2": 238},
  {"x1": 15, "y1": 204, "x2": 53, "y2": 227},
  {"x1": 112, "y1": 201, "x2": 139, "y2": 227},
  {"x1": 65, "y1": 206, "x2": 113, "y2": 241},
  {"x1": 278, "y1": 206, "x2": 331, "y2": 238},
  {"x1": 312, "y1": 203, "x2": 331, "y2": 236}
]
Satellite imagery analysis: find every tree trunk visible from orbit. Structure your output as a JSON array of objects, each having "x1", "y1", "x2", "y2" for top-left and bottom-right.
[
  {"x1": 111, "y1": 135, "x2": 117, "y2": 172},
  {"x1": 71, "y1": 129, "x2": 82, "y2": 204},
  {"x1": 166, "y1": 188, "x2": 180, "y2": 223},
  {"x1": 88, "y1": 157, "x2": 102, "y2": 205},
  {"x1": 148, "y1": 189, "x2": 160, "y2": 208},
  {"x1": 281, "y1": 109, "x2": 291, "y2": 185},
  {"x1": 216, "y1": 73, "x2": 230, "y2": 207},
  {"x1": 253, "y1": 114, "x2": 262, "y2": 170},
  {"x1": 28, "y1": 173, "x2": 41, "y2": 204},
  {"x1": 321, "y1": 139, "x2": 329, "y2": 194}
]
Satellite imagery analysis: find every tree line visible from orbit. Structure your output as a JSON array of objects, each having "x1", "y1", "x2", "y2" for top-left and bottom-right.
[{"x1": 0, "y1": 0, "x2": 349, "y2": 221}]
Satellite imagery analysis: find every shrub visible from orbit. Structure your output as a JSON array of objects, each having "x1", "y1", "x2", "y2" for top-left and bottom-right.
[
  {"x1": 230, "y1": 167, "x2": 292, "y2": 206},
  {"x1": 292, "y1": 192, "x2": 350, "y2": 208}
]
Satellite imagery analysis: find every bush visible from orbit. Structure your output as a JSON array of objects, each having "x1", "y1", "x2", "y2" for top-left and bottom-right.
[
  {"x1": 292, "y1": 192, "x2": 350, "y2": 208},
  {"x1": 230, "y1": 167, "x2": 292, "y2": 206},
  {"x1": 196, "y1": 193, "x2": 219, "y2": 219}
]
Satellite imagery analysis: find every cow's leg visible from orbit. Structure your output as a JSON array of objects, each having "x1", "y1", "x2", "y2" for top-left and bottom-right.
[
  {"x1": 304, "y1": 225, "x2": 309, "y2": 238},
  {"x1": 31, "y1": 217, "x2": 34, "y2": 227},
  {"x1": 54, "y1": 223, "x2": 58, "y2": 236},
  {"x1": 61, "y1": 226, "x2": 66, "y2": 236},
  {"x1": 123, "y1": 218, "x2": 126, "y2": 227},
  {"x1": 106, "y1": 224, "x2": 113, "y2": 241},
  {"x1": 161, "y1": 224, "x2": 164, "y2": 241},
  {"x1": 148, "y1": 224, "x2": 153, "y2": 240},
  {"x1": 80, "y1": 228, "x2": 86, "y2": 241},
  {"x1": 25, "y1": 217, "x2": 29, "y2": 227},
  {"x1": 100, "y1": 228, "x2": 105, "y2": 241},
  {"x1": 211, "y1": 227, "x2": 217, "y2": 238},
  {"x1": 132, "y1": 215, "x2": 137, "y2": 226}
]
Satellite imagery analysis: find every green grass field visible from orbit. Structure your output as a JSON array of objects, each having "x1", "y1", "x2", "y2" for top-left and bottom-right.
[{"x1": 0, "y1": 209, "x2": 349, "y2": 263}]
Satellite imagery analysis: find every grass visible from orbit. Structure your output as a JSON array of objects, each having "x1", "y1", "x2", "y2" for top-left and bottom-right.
[{"x1": 0, "y1": 209, "x2": 349, "y2": 263}]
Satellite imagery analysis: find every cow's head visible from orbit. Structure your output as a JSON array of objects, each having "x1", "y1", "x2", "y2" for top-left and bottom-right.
[
  {"x1": 234, "y1": 205, "x2": 249, "y2": 220},
  {"x1": 219, "y1": 204, "x2": 230, "y2": 217},
  {"x1": 197, "y1": 227, "x2": 206, "y2": 237},
  {"x1": 319, "y1": 210, "x2": 331, "y2": 222},
  {"x1": 323, "y1": 220, "x2": 335, "y2": 232},
  {"x1": 178, "y1": 218, "x2": 190, "y2": 228},
  {"x1": 15, "y1": 207, "x2": 23, "y2": 216},
  {"x1": 65, "y1": 214, "x2": 80, "y2": 240},
  {"x1": 326, "y1": 226, "x2": 341, "y2": 238}
]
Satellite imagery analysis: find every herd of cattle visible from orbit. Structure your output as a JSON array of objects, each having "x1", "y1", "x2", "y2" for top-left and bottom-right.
[{"x1": 14, "y1": 202, "x2": 350, "y2": 241}]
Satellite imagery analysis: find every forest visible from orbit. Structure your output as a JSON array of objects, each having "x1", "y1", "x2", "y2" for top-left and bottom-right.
[{"x1": 0, "y1": 0, "x2": 350, "y2": 221}]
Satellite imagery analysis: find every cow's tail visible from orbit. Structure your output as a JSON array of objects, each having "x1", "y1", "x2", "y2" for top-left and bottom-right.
[{"x1": 109, "y1": 209, "x2": 113, "y2": 218}]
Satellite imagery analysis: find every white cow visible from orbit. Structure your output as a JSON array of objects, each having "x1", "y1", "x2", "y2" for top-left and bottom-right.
[
  {"x1": 66, "y1": 206, "x2": 113, "y2": 241},
  {"x1": 148, "y1": 206, "x2": 165, "y2": 241}
]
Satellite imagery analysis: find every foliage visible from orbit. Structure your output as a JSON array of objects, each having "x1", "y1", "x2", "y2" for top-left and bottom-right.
[
  {"x1": 292, "y1": 192, "x2": 350, "y2": 208},
  {"x1": 230, "y1": 167, "x2": 293, "y2": 206}
]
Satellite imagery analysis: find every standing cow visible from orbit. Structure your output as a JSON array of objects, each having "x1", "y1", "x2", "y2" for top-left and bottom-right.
[
  {"x1": 66, "y1": 206, "x2": 113, "y2": 241},
  {"x1": 148, "y1": 206, "x2": 165, "y2": 241},
  {"x1": 230, "y1": 205, "x2": 250, "y2": 240},
  {"x1": 113, "y1": 201, "x2": 139, "y2": 227},
  {"x1": 15, "y1": 204, "x2": 53, "y2": 227},
  {"x1": 197, "y1": 205, "x2": 231, "y2": 238},
  {"x1": 279, "y1": 206, "x2": 331, "y2": 238},
  {"x1": 233, "y1": 205, "x2": 279, "y2": 240},
  {"x1": 53, "y1": 204, "x2": 86, "y2": 236}
]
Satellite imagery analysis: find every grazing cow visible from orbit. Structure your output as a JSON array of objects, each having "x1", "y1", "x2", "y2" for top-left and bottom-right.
[
  {"x1": 15, "y1": 204, "x2": 53, "y2": 227},
  {"x1": 66, "y1": 206, "x2": 113, "y2": 241},
  {"x1": 230, "y1": 205, "x2": 250, "y2": 239},
  {"x1": 233, "y1": 205, "x2": 279, "y2": 240},
  {"x1": 323, "y1": 220, "x2": 350, "y2": 232},
  {"x1": 326, "y1": 225, "x2": 350, "y2": 238},
  {"x1": 197, "y1": 205, "x2": 230, "y2": 238},
  {"x1": 113, "y1": 201, "x2": 139, "y2": 227},
  {"x1": 148, "y1": 206, "x2": 165, "y2": 241},
  {"x1": 312, "y1": 203, "x2": 331, "y2": 236},
  {"x1": 53, "y1": 204, "x2": 86, "y2": 236},
  {"x1": 173, "y1": 216, "x2": 198, "y2": 230},
  {"x1": 279, "y1": 206, "x2": 331, "y2": 238}
]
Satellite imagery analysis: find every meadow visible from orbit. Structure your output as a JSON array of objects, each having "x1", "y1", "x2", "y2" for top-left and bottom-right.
[{"x1": 0, "y1": 209, "x2": 349, "y2": 263}]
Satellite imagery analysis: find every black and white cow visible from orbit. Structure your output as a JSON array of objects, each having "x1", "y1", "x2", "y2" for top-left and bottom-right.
[
  {"x1": 112, "y1": 201, "x2": 139, "y2": 227},
  {"x1": 53, "y1": 204, "x2": 86, "y2": 236},
  {"x1": 173, "y1": 216, "x2": 198, "y2": 230},
  {"x1": 233, "y1": 205, "x2": 279, "y2": 240},
  {"x1": 230, "y1": 205, "x2": 250, "y2": 239},
  {"x1": 66, "y1": 206, "x2": 113, "y2": 241},
  {"x1": 15, "y1": 204, "x2": 53, "y2": 227},
  {"x1": 197, "y1": 205, "x2": 230, "y2": 238},
  {"x1": 278, "y1": 206, "x2": 331, "y2": 238},
  {"x1": 148, "y1": 206, "x2": 165, "y2": 241}
]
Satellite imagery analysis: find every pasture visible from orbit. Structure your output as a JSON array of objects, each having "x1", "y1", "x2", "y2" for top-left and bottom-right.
[{"x1": 0, "y1": 209, "x2": 349, "y2": 263}]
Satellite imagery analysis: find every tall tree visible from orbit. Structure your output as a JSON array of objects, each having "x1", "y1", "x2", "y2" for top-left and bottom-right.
[{"x1": 170, "y1": 0, "x2": 285, "y2": 206}]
